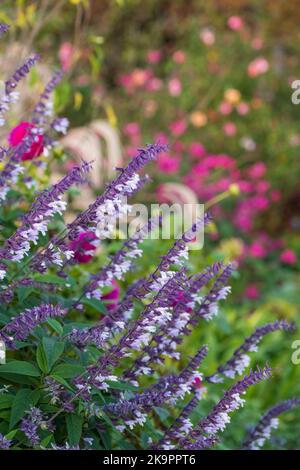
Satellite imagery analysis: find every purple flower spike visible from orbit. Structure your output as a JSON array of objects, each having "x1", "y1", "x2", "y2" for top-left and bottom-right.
[
  {"x1": 243, "y1": 397, "x2": 300, "y2": 450},
  {"x1": 0, "y1": 432, "x2": 12, "y2": 449},
  {"x1": 5, "y1": 54, "x2": 40, "y2": 94},
  {"x1": 207, "y1": 320, "x2": 296, "y2": 383},
  {"x1": 178, "y1": 365, "x2": 272, "y2": 449},
  {"x1": 0, "y1": 304, "x2": 66, "y2": 348}
]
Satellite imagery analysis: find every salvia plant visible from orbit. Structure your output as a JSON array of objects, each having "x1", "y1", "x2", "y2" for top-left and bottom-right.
[{"x1": 0, "y1": 23, "x2": 298, "y2": 451}]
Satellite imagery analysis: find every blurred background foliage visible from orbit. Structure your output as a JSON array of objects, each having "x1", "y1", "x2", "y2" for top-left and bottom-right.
[{"x1": 0, "y1": 0, "x2": 300, "y2": 448}]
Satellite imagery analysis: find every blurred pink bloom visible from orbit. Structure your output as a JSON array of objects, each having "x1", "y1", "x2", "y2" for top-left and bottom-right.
[
  {"x1": 227, "y1": 16, "x2": 244, "y2": 31},
  {"x1": 248, "y1": 57, "x2": 269, "y2": 77},
  {"x1": 238, "y1": 180, "x2": 254, "y2": 193},
  {"x1": 70, "y1": 231, "x2": 98, "y2": 264},
  {"x1": 251, "y1": 37, "x2": 264, "y2": 50},
  {"x1": 223, "y1": 122, "x2": 237, "y2": 136},
  {"x1": 58, "y1": 42, "x2": 74, "y2": 72},
  {"x1": 252, "y1": 195, "x2": 269, "y2": 211},
  {"x1": 123, "y1": 122, "x2": 140, "y2": 137},
  {"x1": 280, "y1": 249, "x2": 297, "y2": 265},
  {"x1": 146, "y1": 77, "x2": 163, "y2": 92},
  {"x1": 155, "y1": 132, "x2": 169, "y2": 145},
  {"x1": 270, "y1": 190, "x2": 282, "y2": 202},
  {"x1": 236, "y1": 102, "x2": 249, "y2": 115},
  {"x1": 131, "y1": 68, "x2": 152, "y2": 87},
  {"x1": 245, "y1": 284, "x2": 260, "y2": 300},
  {"x1": 172, "y1": 50, "x2": 186, "y2": 64},
  {"x1": 125, "y1": 146, "x2": 138, "y2": 158},
  {"x1": 158, "y1": 153, "x2": 180, "y2": 174},
  {"x1": 169, "y1": 118, "x2": 187, "y2": 136},
  {"x1": 248, "y1": 162, "x2": 267, "y2": 179},
  {"x1": 219, "y1": 101, "x2": 233, "y2": 115},
  {"x1": 168, "y1": 78, "x2": 182, "y2": 96},
  {"x1": 173, "y1": 141, "x2": 185, "y2": 152},
  {"x1": 199, "y1": 28, "x2": 215, "y2": 46},
  {"x1": 249, "y1": 241, "x2": 267, "y2": 258},
  {"x1": 147, "y1": 49, "x2": 162, "y2": 64},
  {"x1": 9, "y1": 121, "x2": 44, "y2": 161},
  {"x1": 256, "y1": 180, "x2": 270, "y2": 193},
  {"x1": 190, "y1": 142, "x2": 206, "y2": 158}
]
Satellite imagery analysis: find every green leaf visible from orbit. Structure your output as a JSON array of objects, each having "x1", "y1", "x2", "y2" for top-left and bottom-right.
[
  {"x1": 46, "y1": 319, "x2": 63, "y2": 336},
  {"x1": 34, "y1": 274, "x2": 67, "y2": 285},
  {"x1": 66, "y1": 414, "x2": 83, "y2": 446},
  {"x1": 0, "y1": 394, "x2": 13, "y2": 410},
  {"x1": 0, "y1": 361, "x2": 40, "y2": 377},
  {"x1": 17, "y1": 286, "x2": 34, "y2": 303},
  {"x1": 37, "y1": 337, "x2": 65, "y2": 373},
  {"x1": 9, "y1": 389, "x2": 40, "y2": 428},
  {"x1": 5, "y1": 429, "x2": 18, "y2": 440},
  {"x1": 106, "y1": 381, "x2": 139, "y2": 392},
  {"x1": 52, "y1": 363, "x2": 85, "y2": 378},
  {"x1": 81, "y1": 297, "x2": 107, "y2": 314},
  {"x1": 40, "y1": 433, "x2": 53, "y2": 448},
  {"x1": 50, "y1": 374, "x2": 73, "y2": 391}
]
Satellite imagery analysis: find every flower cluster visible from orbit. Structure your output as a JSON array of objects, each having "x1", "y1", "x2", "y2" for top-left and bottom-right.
[{"x1": 0, "y1": 25, "x2": 297, "y2": 450}]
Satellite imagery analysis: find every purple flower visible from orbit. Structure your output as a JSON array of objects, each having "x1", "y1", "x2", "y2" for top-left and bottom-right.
[
  {"x1": 0, "y1": 432, "x2": 12, "y2": 449},
  {"x1": 0, "y1": 23, "x2": 9, "y2": 38},
  {"x1": 66, "y1": 143, "x2": 167, "y2": 240},
  {"x1": 0, "y1": 304, "x2": 66, "y2": 348},
  {"x1": 178, "y1": 365, "x2": 272, "y2": 449},
  {"x1": 20, "y1": 407, "x2": 44, "y2": 447},
  {"x1": 207, "y1": 320, "x2": 295, "y2": 383},
  {"x1": 0, "y1": 161, "x2": 92, "y2": 276},
  {"x1": 243, "y1": 397, "x2": 300, "y2": 450},
  {"x1": 5, "y1": 54, "x2": 40, "y2": 94}
]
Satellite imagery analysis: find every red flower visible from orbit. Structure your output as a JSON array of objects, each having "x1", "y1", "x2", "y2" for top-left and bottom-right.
[
  {"x1": 70, "y1": 231, "x2": 98, "y2": 264},
  {"x1": 8, "y1": 121, "x2": 44, "y2": 161}
]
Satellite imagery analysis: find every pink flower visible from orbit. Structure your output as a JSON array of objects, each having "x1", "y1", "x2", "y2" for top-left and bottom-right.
[
  {"x1": 249, "y1": 241, "x2": 267, "y2": 258},
  {"x1": 199, "y1": 28, "x2": 215, "y2": 46},
  {"x1": 168, "y1": 78, "x2": 182, "y2": 97},
  {"x1": 8, "y1": 121, "x2": 44, "y2": 161},
  {"x1": 172, "y1": 50, "x2": 186, "y2": 64},
  {"x1": 146, "y1": 77, "x2": 163, "y2": 92},
  {"x1": 236, "y1": 102, "x2": 249, "y2": 115},
  {"x1": 252, "y1": 195, "x2": 269, "y2": 211},
  {"x1": 123, "y1": 122, "x2": 140, "y2": 137},
  {"x1": 155, "y1": 132, "x2": 169, "y2": 145},
  {"x1": 238, "y1": 180, "x2": 254, "y2": 193},
  {"x1": 248, "y1": 57, "x2": 269, "y2": 78},
  {"x1": 169, "y1": 118, "x2": 187, "y2": 136},
  {"x1": 270, "y1": 190, "x2": 281, "y2": 202},
  {"x1": 251, "y1": 37, "x2": 263, "y2": 50},
  {"x1": 245, "y1": 284, "x2": 260, "y2": 300},
  {"x1": 158, "y1": 153, "x2": 180, "y2": 174},
  {"x1": 227, "y1": 16, "x2": 244, "y2": 31},
  {"x1": 219, "y1": 101, "x2": 233, "y2": 115},
  {"x1": 58, "y1": 42, "x2": 74, "y2": 72},
  {"x1": 190, "y1": 142, "x2": 206, "y2": 158},
  {"x1": 101, "y1": 281, "x2": 120, "y2": 312},
  {"x1": 70, "y1": 231, "x2": 98, "y2": 264},
  {"x1": 280, "y1": 249, "x2": 297, "y2": 265},
  {"x1": 256, "y1": 180, "x2": 270, "y2": 193},
  {"x1": 193, "y1": 376, "x2": 205, "y2": 389},
  {"x1": 147, "y1": 49, "x2": 162, "y2": 64},
  {"x1": 247, "y1": 162, "x2": 267, "y2": 179},
  {"x1": 223, "y1": 122, "x2": 237, "y2": 136}
]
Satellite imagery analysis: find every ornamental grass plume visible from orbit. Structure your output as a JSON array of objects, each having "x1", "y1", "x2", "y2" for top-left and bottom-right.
[{"x1": 0, "y1": 22, "x2": 298, "y2": 450}]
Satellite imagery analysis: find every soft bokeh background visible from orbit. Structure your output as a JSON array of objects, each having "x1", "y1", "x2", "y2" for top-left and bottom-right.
[{"x1": 1, "y1": 0, "x2": 300, "y2": 448}]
